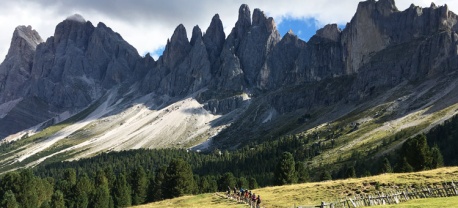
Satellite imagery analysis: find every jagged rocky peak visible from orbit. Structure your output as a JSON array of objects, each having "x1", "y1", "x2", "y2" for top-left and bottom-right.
[
  {"x1": 341, "y1": 0, "x2": 400, "y2": 73},
  {"x1": 281, "y1": 29, "x2": 300, "y2": 43},
  {"x1": 170, "y1": 24, "x2": 189, "y2": 44},
  {"x1": 252, "y1": 8, "x2": 277, "y2": 33},
  {"x1": 190, "y1": 25, "x2": 202, "y2": 46},
  {"x1": 53, "y1": 15, "x2": 95, "y2": 48},
  {"x1": 356, "y1": 0, "x2": 398, "y2": 17},
  {"x1": 203, "y1": 14, "x2": 225, "y2": 74},
  {"x1": 234, "y1": 4, "x2": 252, "y2": 39},
  {"x1": 204, "y1": 14, "x2": 225, "y2": 42},
  {"x1": 252, "y1": 8, "x2": 266, "y2": 25},
  {"x1": 287, "y1": 29, "x2": 294, "y2": 35},
  {"x1": 12, "y1": 26, "x2": 43, "y2": 50},
  {"x1": 0, "y1": 25, "x2": 43, "y2": 103},
  {"x1": 316, "y1": 24, "x2": 341, "y2": 42},
  {"x1": 162, "y1": 24, "x2": 191, "y2": 68}
]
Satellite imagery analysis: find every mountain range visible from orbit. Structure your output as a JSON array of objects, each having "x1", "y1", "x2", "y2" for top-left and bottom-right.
[{"x1": 1, "y1": 0, "x2": 458, "y2": 171}]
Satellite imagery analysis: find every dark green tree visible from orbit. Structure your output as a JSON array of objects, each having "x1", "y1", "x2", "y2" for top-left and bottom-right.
[
  {"x1": 237, "y1": 177, "x2": 249, "y2": 189},
  {"x1": 295, "y1": 162, "x2": 310, "y2": 183},
  {"x1": 274, "y1": 152, "x2": 297, "y2": 185},
  {"x1": 396, "y1": 157, "x2": 414, "y2": 173},
  {"x1": 1, "y1": 190, "x2": 19, "y2": 208},
  {"x1": 401, "y1": 134, "x2": 431, "y2": 171},
  {"x1": 130, "y1": 166, "x2": 148, "y2": 205},
  {"x1": 18, "y1": 169, "x2": 39, "y2": 208},
  {"x1": 104, "y1": 167, "x2": 116, "y2": 190},
  {"x1": 113, "y1": 173, "x2": 131, "y2": 207},
  {"x1": 430, "y1": 145, "x2": 444, "y2": 169},
  {"x1": 320, "y1": 170, "x2": 332, "y2": 181},
  {"x1": 50, "y1": 190, "x2": 65, "y2": 208},
  {"x1": 345, "y1": 166, "x2": 356, "y2": 178},
  {"x1": 0, "y1": 172, "x2": 21, "y2": 195},
  {"x1": 219, "y1": 172, "x2": 236, "y2": 191},
  {"x1": 56, "y1": 168, "x2": 76, "y2": 208},
  {"x1": 91, "y1": 170, "x2": 110, "y2": 208},
  {"x1": 162, "y1": 158, "x2": 196, "y2": 199},
  {"x1": 199, "y1": 176, "x2": 217, "y2": 193},
  {"x1": 248, "y1": 177, "x2": 259, "y2": 189},
  {"x1": 379, "y1": 157, "x2": 393, "y2": 174},
  {"x1": 149, "y1": 166, "x2": 166, "y2": 202},
  {"x1": 74, "y1": 173, "x2": 93, "y2": 208}
]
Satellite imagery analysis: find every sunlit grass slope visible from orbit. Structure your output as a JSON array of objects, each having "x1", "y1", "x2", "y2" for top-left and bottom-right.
[{"x1": 135, "y1": 167, "x2": 458, "y2": 208}]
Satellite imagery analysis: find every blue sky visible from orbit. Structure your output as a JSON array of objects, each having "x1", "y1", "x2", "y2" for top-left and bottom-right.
[{"x1": 277, "y1": 18, "x2": 320, "y2": 41}]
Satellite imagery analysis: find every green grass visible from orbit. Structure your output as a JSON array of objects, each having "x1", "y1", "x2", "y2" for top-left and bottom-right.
[
  {"x1": 135, "y1": 167, "x2": 458, "y2": 208},
  {"x1": 383, "y1": 196, "x2": 458, "y2": 207},
  {"x1": 132, "y1": 193, "x2": 246, "y2": 208}
]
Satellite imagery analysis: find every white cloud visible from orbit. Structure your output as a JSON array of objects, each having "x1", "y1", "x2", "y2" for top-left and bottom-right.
[{"x1": 0, "y1": 0, "x2": 457, "y2": 61}]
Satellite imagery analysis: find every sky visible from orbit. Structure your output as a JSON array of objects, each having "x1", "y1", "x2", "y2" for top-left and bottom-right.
[{"x1": 0, "y1": 0, "x2": 457, "y2": 61}]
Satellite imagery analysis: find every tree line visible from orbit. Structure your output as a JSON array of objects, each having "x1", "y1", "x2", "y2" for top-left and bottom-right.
[{"x1": 2, "y1": 113, "x2": 458, "y2": 207}]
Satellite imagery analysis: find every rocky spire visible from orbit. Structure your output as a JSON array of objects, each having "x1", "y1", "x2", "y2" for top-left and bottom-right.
[
  {"x1": 375, "y1": 0, "x2": 398, "y2": 16},
  {"x1": 234, "y1": 4, "x2": 251, "y2": 40},
  {"x1": 162, "y1": 24, "x2": 191, "y2": 69},
  {"x1": 53, "y1": 15, "x2": 94, "y2": 53},
  {"x1": 7, "y1": 26, "x2": 42, "y2": 57},
  {"x1": 316, "y1": 24, "x2": 341, "y2": 42},
  {"x1": 190, "y1": 25, "x2": 202, "y2": 46},
  {"x1": 203, "y1": 14, "x2": 226, "y2": 74},
  {"x1": 0, "y1": 26, "x2": 43, "y2": 103}
]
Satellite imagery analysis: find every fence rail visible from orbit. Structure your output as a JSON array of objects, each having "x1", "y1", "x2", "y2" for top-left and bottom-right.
[{"x1": 297, "y1": 181, "x2": 458, "y2": 208}]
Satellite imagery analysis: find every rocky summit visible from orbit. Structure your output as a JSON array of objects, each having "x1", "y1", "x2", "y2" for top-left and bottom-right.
[{"x1": 1, "y1": 0, "x2": 458, "y2": 170}]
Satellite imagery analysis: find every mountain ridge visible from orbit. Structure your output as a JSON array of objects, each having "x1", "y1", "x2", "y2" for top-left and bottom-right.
[{"x1": 1, "y1": 0, "x2": 458, "y2": 171}]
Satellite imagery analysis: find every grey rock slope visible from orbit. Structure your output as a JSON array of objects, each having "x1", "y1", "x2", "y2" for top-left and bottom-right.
[
  {"x1": 0, "y1": 15, "x2": 142, "y2": 138},
  {"x1": 1, "y1": 0, "x2": 458, "y2": 150},
  {"x1": 0, "y1": 26, "x2": 42, "y2": 103}
]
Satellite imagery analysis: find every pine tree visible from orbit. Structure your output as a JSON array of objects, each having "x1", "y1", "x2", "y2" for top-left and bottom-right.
[
  {"x1": 162, "y1": 158, "x2": 196, "y2": 199},
  {"x1": 130, "y1": 166, "x2": 148, "y2": 205},
  {"x1": 295, "y1": 162, "x2": 310, "y2": 183},
  {"x1": 379, "y1": 157, "x2": 393, "y2": 174},
  {"x1": 402, "y1": 134, "x2": 431, "y2": 171},
  {"x1": 248, "y1": 177, "x2": 259, "y2": 189},
  {"x1": 50, "y1": 190, "x2": 65, "y2": 208},
  {"x1": 320, "y1": 170, "x2": 332, "y2": 181},
  {"x1": 345, "y1": 166, "x2": 356, "y2": 178},
  {"x1": 396, "y1": 157, "x2": 414, "y2": 173},
  {"x1": 113, "y1": 173, "x2": 131, "y2": 207},
  {"x1": 1, "y1": 190, "x2": 19, "y2": 208},
  {"x1": 237, "y1": 177, "x2": 249, "y2": 189},
  {"x1": 430, "y1": 145, "x2": 444, "y2": 169},
  {"x1": 274, "y1": 152, "x2": 297, "y2": 185},
  {"x1": 219, "y1": 172, "x2": 236, "y2": 191},
  {"x1": 0, "y1": 172, "x2": 21, "y2": 195},
  {"x1": 149, "y1": 166, "x2": 166, "y2": 202},
  {"x1": 74, "y1": 173, "x2": 93, "y2": 208},
  {"x1": 199, "y1": 176, "x2": 217, "y2": 193},
  {"x1": 91, "y1": 170, "x2": 110, "y2": 208},
  {"x1": 18, "y1": 169, "x2": 39, "y2": 208},
  {"x1": 57, "y1": 168, "x2": 76, "y2": 208}
]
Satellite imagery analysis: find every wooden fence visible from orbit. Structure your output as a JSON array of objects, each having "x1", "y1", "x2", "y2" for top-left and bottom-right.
[{"x1": 297, "y1": 181, "x2": 458, "y2": 208}]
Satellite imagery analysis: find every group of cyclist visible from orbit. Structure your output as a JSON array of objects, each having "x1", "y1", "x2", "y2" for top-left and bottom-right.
[{"x1": 227, "y1": 186, "x2": 262, "y2": 208}]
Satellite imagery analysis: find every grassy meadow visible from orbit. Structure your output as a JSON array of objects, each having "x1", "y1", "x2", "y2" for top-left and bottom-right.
[{"x1": 135, "y1": 167, "x2": 458, "y2": 208}]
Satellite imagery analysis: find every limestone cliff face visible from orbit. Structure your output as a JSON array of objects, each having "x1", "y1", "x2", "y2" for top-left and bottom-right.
[
  {"x1": 0, "y1": 15, "x2": 141, "y2": 138},
  {"x1": 341, "y1": 0, "x2": 458, "y2": 74},
  {"x1": 0, "y1": 26, "x2": 43, "y2": 103},
  {"x1": 30, "y1": 17, "x2": 140, "y2": 109},
  {"x1": 2, "y1": 1, "x2": 458, "y2": 141}
]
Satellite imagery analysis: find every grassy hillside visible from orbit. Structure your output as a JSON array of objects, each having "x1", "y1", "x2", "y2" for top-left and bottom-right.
[{"x1": 136, "y1": 167, "x2": 458, "y2": 208}]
